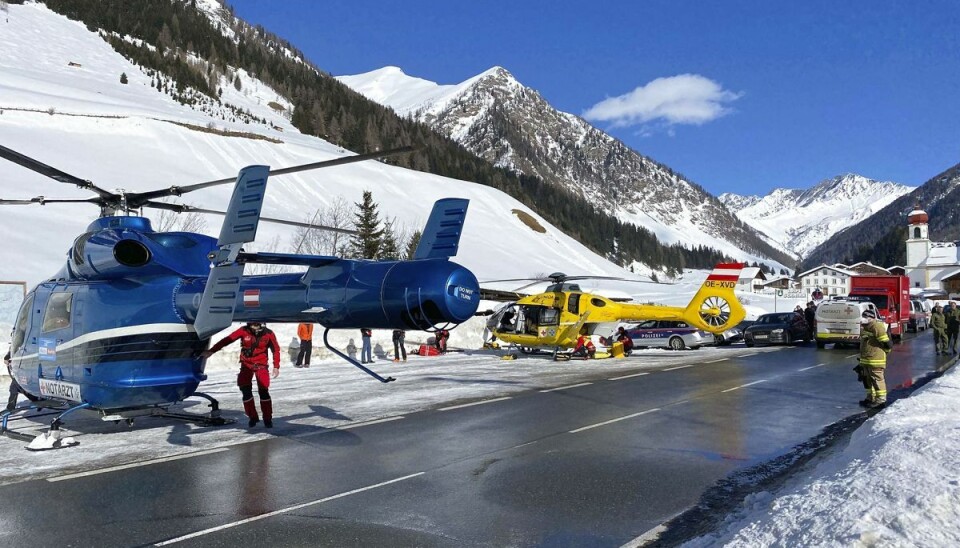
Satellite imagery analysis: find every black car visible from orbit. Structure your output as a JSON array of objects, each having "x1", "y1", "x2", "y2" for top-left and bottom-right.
[
  {"x1": 743, "y1": 312, "x2": 809, "y2": 346},
  {"x1": 714, "y1": 320, "x2": 754, "y2": 345}
]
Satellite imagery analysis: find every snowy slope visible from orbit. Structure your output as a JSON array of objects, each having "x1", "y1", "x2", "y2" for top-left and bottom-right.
[
  {"x1": 338, "y1": 67, "x2": 792, "y2": 270},
  {"x1": 720, "y1": 174, "x2": 914, "y2": 258},
  {"x1": 0, "y1": 2, "x2": 636, "y2": 293}
]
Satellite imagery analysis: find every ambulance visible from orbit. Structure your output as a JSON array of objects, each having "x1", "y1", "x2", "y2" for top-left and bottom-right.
[{"x1": 814, "y1": 300, "x2": 879, "y2": 349}]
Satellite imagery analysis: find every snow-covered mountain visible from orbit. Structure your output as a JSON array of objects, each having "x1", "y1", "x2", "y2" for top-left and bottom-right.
[
  {"x1": 719, "y1": 174, "x2": 915, "y2": 259},
  {"x1": 338, "y1": 66, "x2": 793, "y2": 267},
  {"x1": 0, "y1": 2, "x2": 646, "y2": 299}
]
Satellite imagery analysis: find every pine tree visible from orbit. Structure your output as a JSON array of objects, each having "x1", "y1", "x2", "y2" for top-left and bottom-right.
[
  {"x1": 405, "y1": 229, "x2": 422, "y2": 259},
  {"x1": 233, "y1": 74, "x2": 242, "y2": 91},
  {"x1": 120, "y1": 72, "x2": 128, "y2": 84},
  {"x1": 378, "y1": 218, "x2": 400, "y2": 260},
  {"x1": 350, "y1": 190, "x2": 383, "y2": 259}
]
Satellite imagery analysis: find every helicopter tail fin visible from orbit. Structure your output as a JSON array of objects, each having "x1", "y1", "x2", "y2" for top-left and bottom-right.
[
  {"x1": 413, "y1": 198, "x2": 469, "y2": 260},
  {"x1": 680, "y1": 263, "x2": 746, "y2": 334},
  {"x1": 194, "y1": 165, "x2": 270, "y2": 339}
]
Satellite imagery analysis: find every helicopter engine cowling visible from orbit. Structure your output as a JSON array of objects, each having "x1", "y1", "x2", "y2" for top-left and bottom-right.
[{"x1": 67, "y1": 218, "x2": 216, "y2": 280}]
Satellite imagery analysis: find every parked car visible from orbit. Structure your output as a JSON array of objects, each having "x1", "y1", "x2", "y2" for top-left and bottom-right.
[
  {"x1": 713, "y1": 320, "x2": 754, "y2": 345},
  {"x1": 744, "y1": 312, "x2": 809, "y2": 346},
  {"x1": 908, "y1": 299, "x2": 931, "y2": 332},
  {"x1": 624, "y1": 319, "x2": 709, "y2": 350}
]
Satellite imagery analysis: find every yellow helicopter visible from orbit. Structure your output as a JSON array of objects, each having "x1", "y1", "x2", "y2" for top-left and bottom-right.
[{"x1": 482, "y1": 263, "x2": 745, "y2": 358}]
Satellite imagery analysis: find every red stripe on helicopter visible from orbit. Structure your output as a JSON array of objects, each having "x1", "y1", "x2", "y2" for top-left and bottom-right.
[
  {"x1": 243, "y1": 289, "x2": 261, "y2": 308},
  {"x1": 706, "y1": 263, "x2": 743, "y2": 282}
]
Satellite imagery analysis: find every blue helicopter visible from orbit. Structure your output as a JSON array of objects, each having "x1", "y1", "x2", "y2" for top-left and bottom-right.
[{"x1": 0, "y1": 144, "x2": 481, "y2": 450}]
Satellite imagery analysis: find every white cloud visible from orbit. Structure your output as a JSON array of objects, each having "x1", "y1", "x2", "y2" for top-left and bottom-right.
[{"x1": 583, "y1": 74, "x2": 743, "y2": 129}]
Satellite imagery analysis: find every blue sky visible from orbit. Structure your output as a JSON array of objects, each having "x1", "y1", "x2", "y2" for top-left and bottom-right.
[{"x1": 227, "y1": 0, "x2": 960, "y2": 196}]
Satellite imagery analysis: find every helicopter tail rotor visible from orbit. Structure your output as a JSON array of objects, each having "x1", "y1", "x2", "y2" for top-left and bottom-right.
[{"x1": 680, "y1": 263, "x2": 746, "y2": 334}]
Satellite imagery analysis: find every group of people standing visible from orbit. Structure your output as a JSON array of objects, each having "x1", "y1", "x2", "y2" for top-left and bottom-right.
[
  {"x1": 929, "y1": 301, "x2": 960, "y2": 355},
  {"x1": 199, "y1": 323, "x2": 437, "y2": 429}
]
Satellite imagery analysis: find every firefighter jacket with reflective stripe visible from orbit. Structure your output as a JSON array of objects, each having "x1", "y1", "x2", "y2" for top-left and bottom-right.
[{"x1": 860, "y1": 320, "x2": 891, "y2": 368}]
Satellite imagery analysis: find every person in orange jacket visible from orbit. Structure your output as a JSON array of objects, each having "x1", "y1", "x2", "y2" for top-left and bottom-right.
[
  {"x1": 201, "y1": 321, "x2": 281, "y2": 428},
  {"x1": 295, "y1": 323, "x2": 313, "y2": 368}
]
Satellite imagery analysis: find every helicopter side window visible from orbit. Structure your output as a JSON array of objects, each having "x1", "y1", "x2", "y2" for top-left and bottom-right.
[
  {"x1": 590, "y1": 297, "x2": 606, "y2": 307},
  {"x1": 41, "y1": 293, "x2": 73, "y2": 332},
  {"x1": 567, "y1": 293, "x2": 581, "y2": 315},
  {"x1": 540, "y1": 308, "x2": 560, "y2": 326},
  {"x1": 11, "y1": 294, "x2": 34, "y2": 353}
]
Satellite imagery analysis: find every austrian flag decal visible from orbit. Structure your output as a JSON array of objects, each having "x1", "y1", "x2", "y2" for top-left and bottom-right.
[{"x1": 243, "y1": 289, "x2": 261, "y2": 308}]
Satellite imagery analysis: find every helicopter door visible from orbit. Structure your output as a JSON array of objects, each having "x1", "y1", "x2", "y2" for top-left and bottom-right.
[
  {"x1": 35, "y1": 290, "x2": 83, "y2": 402},
  {"x1": 567, "y1": 293, "x2": 581, "y2": 315}
]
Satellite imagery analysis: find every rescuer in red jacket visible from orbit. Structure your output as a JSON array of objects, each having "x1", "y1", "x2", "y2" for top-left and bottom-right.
[{"x1": 201, "y1": 322, "x2": 281, "y2": 428}]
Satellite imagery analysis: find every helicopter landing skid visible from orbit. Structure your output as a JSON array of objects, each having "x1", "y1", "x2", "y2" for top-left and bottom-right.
[
  {"x1": 115, "y1": 392, "x2": 235, "y2": 427},
  {"x1": 323, "y1": 329, "x2": 395, "y2": 383},
  {"x1": 158, "y1": 391, "x2": 235, "y2": 426},
  {"x1": 155, "y1": 411, "x2": 236, "y2": 426},
  {"x1": 0, "y1": 409, "x2": 41, "y2": 443},
  {"x1": 16, "y1": 402, "x2": 90, "y2": 451}
]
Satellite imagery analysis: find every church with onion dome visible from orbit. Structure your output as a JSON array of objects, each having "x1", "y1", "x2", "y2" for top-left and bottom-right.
[{"x1": 905, "y1": 206, "x2": 960, "y2": 297}]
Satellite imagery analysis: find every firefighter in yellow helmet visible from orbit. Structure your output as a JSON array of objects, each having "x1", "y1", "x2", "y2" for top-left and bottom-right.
[{"x1": 855, "y1": 308, "x2": 893, "y2": 408}]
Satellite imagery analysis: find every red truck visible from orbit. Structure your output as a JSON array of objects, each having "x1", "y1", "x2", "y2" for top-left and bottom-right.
[{"x1": 848, "y1": 275, "x2": 910, "y2": 340}]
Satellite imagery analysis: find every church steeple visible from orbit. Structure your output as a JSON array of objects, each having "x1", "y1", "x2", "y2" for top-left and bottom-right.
[{"x1": 906, "y1": 204, "x2": 930, "y2": 288}]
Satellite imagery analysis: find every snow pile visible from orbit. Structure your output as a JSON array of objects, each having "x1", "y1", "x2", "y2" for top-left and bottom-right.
[{"x1": 684, "y1": 364, "x2": 960, "y2": 547}]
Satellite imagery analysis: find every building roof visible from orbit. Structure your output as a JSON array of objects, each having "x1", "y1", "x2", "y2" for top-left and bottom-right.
[
  {"x1": 796, "y1": 264, "x2": 857, "y2": 278},
  {"x1": 908, "y1": 209, "x2": 929, "y2": 224},
  {"x1": 846, "y1": 262, "x2": 891, "y2": 275},
  {"x1": 738, "y1": 267, "x2": 767, "y2": 281},
  {"x1": 932, "y1": 268, "x2": 960, "y2": 283},
  {"x1": 922, "y1": 243, "x2": 960, "y2": 267},
  {"x1": 759, "y1": 275, "x2": 792, "y2": 286}
]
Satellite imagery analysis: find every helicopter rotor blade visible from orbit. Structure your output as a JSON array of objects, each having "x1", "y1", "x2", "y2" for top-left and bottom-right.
[
  {"x1": 126, "y1": 146, "x2": 416, "y2": 208},
  {"x1": 0, "y1": 144, "x2": 116, "y2": 199},
  {"x1": 0, "y1": 196, "x2": 101, "y2": 206},
  {"x1": 141, "y1": 201, "x2": 358, "y2": 235}
]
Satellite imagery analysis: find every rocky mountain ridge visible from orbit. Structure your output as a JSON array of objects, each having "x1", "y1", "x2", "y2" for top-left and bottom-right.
[
  {"x1": 720, "y1": 173, "x2": 914, "y2": 259},
  {"x1": 338, "y1": 66, "x2": 794, "y2": 267}
]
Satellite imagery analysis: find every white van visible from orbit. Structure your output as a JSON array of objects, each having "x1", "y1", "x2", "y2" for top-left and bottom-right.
[{"x1": 814, "y1": 300, "x2": 879, "y2": 349}]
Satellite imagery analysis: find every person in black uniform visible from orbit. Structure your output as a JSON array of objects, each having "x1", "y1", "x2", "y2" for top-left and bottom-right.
[{"x1": 5, "y1": 349, "x2": 39, "y2": 412}]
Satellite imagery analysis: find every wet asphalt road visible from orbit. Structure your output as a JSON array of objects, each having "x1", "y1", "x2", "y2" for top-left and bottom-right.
[{"x1": 0, "y1": 333, "x2": 951, "y2": 547}]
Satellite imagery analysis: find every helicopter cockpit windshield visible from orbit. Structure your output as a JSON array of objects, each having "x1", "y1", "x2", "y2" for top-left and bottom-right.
[{"x1": 11, "y1": 294, "x2": 34, "y2": 353}]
